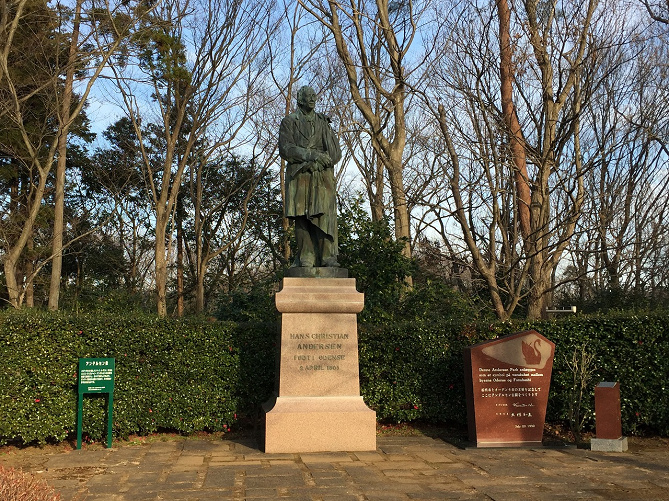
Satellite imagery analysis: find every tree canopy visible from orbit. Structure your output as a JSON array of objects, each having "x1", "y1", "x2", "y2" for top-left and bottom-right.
[{"x1": 0, "y1": 0, "x2": 667, "y2": 318}]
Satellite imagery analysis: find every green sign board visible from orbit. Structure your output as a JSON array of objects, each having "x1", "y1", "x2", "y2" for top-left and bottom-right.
[
  {"x1": 77, "y1": 358, "x2": 115, "y2": 449},
  {"x1": 79, "y1": 358, "x2": 115, "y2": 393}
]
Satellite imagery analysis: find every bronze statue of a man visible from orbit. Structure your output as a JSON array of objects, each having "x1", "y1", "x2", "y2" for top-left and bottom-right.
[{"x1": 279, "y1": 86, "x2": 342, "y2": 267}]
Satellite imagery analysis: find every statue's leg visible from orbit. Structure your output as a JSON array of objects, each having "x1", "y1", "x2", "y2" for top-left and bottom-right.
[
  {"x1": 319, "y1": 231, "x2": 339, "y2": 267},
  {"x1": 295, "y1": 217, "x2": 316, "y2": 267}
]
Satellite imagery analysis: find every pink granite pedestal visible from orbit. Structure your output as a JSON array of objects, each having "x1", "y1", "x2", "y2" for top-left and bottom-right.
[{"x1": 262, "y1": 277, "x2": 376, "y2": 453}]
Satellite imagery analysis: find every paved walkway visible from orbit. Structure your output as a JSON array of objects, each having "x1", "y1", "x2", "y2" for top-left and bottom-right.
[{"x1": 2, "y1": 436, "x2": 669, "y2": 501}]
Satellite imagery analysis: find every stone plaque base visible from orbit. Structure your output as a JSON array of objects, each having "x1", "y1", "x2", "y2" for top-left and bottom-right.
[
  {"x1": 263, "y1": 277, "x2": 376, "y2": 453},
  {"x1": 591, "y1": 437, "x2": 628, "y2": 452},
  {"x1": 284, "y1": 267, "x2": 349, "y2": 278},
  {"x1": 263, "y1": 396, "x2": 376, "y2": 453},
  {"x1": 470, "y1": 440, "x2": 544, "y2": 448}
]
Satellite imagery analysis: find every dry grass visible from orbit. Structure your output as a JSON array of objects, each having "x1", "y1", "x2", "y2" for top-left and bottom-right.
[{"x1": 0, "y1": 465, "x2": 60, "y2": 501}]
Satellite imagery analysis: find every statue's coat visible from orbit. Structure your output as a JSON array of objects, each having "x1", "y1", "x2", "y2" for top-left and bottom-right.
[{"x1": 279, "y1": 108, "x2": 342, "y2": 244}]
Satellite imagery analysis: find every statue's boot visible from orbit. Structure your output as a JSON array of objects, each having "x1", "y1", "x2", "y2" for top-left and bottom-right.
[
  {"x1": 321, "y1": 236, "x2": 339, "y2": 267},
  {"x1": 295, "y1": 217, "x2": 316, "y2": 267}
]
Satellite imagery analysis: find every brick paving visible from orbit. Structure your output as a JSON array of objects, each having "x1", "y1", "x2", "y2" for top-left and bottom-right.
[{"x1": 2, "y1": 436, "x2": 668, "y2": 500}]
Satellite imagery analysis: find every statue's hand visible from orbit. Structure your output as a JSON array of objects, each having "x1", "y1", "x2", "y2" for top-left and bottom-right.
[{"x1": 315, "y1": 152, "x2": 331, "y2": 169}]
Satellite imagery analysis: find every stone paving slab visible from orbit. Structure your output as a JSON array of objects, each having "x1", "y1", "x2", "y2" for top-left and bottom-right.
[{"x1": 2, "y1": 436, "x2": 669, "y2": 500}]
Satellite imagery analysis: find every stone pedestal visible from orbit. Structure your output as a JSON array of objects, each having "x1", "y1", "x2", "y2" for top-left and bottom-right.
[{"x1": 262, "y1": 276, "x2": 376, "y2": 453}]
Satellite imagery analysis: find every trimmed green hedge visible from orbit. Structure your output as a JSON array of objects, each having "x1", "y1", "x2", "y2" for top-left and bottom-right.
[
  {"x1": 358, "y1": 314, "x2": 669, "y2": 436},
  {"x1": 0, "y1": 311, "x2": 240, "y2": 445},
  {"x1": 358, "y1": 321, "x2": 475, "y2": 424},
  {"x1": 1, "y1": 310, "x2": 667, "y2": 445},
  {"x1": 494, "y1": 314, "x2": 669, "y2": 436}
]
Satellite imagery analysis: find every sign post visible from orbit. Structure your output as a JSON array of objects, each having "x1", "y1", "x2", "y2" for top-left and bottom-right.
[{"x1": 77, "y1": 358, "x2": 115, "y2": 450}]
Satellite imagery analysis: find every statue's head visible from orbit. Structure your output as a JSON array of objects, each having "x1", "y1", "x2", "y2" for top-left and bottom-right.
[{"x1": 297, "y1": 86, "x2": 317, "y2": 112}]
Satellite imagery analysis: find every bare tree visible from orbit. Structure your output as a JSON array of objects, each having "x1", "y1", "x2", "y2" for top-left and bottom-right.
[
  {"x1": 0, "y1": 0, "x2": 149, "y2": 308},
  {"x1": 415, "y1": 2, "x2": 530, "y2": 318},
  {"x1": 299, "y1": 0, "x2": 429, "y2": 271},
  {"x1": 641, "y1": 0, "x2": 669, "y2": 24},
  {"x1": 186, "y1": 156, "x2": 268, "y2": 314},
  {"x1": 183, "y1": 157, "x2": 282, "y2": 309},
  {"x1": 256, "y1": 0, "x2": 328, "y2": 265},
  {"x1": 49, "y1": 0, "x2": 82, "y2": 310},
  {"x1": 417, "y1": 0, "x2": 624, "y2": 319},
  {"x1": 109, "y1": 0, "x2": 274, "y2": 316},
  {"x1": 563, "y1": 34, "x2": 669, "y2": 307},
  {"x1": 497, "y1": 0, "x2": 530, "y2": 241}
]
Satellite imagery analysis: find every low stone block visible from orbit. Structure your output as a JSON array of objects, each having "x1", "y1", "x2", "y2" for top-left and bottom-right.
[{"x1": 590, "y1": 437, "x2": 628, "y2": 452}]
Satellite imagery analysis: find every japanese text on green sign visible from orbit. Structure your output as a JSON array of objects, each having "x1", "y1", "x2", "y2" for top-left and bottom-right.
[{"x1": 79, "y1": 358, "x2": 115, "y2": 394}]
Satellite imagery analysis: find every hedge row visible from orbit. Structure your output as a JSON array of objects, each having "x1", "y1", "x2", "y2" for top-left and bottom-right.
[
  {"x1": 1, "y1": 310, "x2": 667, "y2": 445},
  {"x1": 497, "y1": 315, "x2": 669, "y2": 435},
  {"x1": 0, "y1": 311, "x2": 241, "y2": 445},
  {"x1": 358, "y1": 314, "x2": 669, "y2": 436}
]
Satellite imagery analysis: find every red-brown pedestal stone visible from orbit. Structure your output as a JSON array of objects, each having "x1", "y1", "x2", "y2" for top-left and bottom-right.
[
  {"x1": 262, "y1": 277, "x2": 376, "y2": 453},
  {"x1": 591, "y1": 381, "x2": 628, "y2": 452},
  {"x1": 595, "y1": 382, "x2": 622, "y2": 439},
  {"x1": 464, "y1": 330, "x2": 555, "y2": 447}
]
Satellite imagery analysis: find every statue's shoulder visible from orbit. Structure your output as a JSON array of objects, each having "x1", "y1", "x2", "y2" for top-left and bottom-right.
[
  {"x1": 280, "y1": 113, "x2": 296, "y2": 130},
  {"x1": 316, "y1": 112, "x2": 333, "y2": 124},
  {"x1": 283, "y1": 111, "x2": 301, "y2": 123}
]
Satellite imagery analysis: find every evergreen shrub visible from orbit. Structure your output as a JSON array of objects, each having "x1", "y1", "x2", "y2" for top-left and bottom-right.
[
  {"x1": 358, "y1": 319, "x2": 481, "y2": 424},
  {"x1": 0, "y1": 310, "x2": 240, "y2": 445},
  {"x1": 358, "y1": 313, "x2": 669, "y2": 436},
  {"x1": 1, "y1": 309, "x2": 667, "y2": 444},
  {"x1": 493, "y1": 314, "x2": 669, "y2": 436},
  {"x1": 337, "y1": 198, "x2": 415, "y2": 323},
  {"x1": 233, "y1": 321, "x2": 277, "y2": 413}
]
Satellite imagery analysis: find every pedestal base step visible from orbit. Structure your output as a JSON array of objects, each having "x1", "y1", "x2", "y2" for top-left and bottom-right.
[{"x1": 263, "y1": 396, "x2": 376, "y2": 453}]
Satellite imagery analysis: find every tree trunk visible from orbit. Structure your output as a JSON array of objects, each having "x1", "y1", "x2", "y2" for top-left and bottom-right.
[
  {"x1": 368, "y1": 154, "x2": 385, "y2": 223},
  {"x1": 26, "y1": 237, "x2": 34, "y2": 307},
  {"x1": 527, "y1": 263, "x2": 551, "y2": 319},
  {"x1": 387, "y1": 160, "x2": 412, "y2": 263},
  {"x1": 48, "y1": 132, "x2": 68, "y2": 310},
  {"x1": 48, "y1": 0, "x2": 81, "y2": 311},
  {"x1": 3, "y1": 169, "x2": 49, "y2": 308},
  {"x1": 176, "y1": 197, "x2": 184, "y2": 317},
  {"x1": 320, "y1": 0, "x2": 413, "y2": 281},
  {"x1": 4, "y1": 255, "x2": 22, "y2": 308},
  {"x1": 196, "y1": 261, "x2": 206, "y2": 314},
  {"x1": 497, "y1": 0, "x2": 531, "y2": 240},
  {"x1": 155, "y1": 213, "x2": 168, "y2": 317}
]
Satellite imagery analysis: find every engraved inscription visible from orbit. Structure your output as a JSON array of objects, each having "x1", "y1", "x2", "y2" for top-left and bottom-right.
[
  {"x1": 290, "y1": 333, "x2": 349, "y2": 371},
  {"x1": 476, "y1": 365, "x2": 544, "y2": 424},
  {"x1": 465, "y1": 330, "x2": 555, "y2": 445}
]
